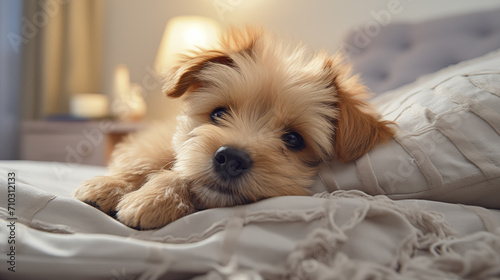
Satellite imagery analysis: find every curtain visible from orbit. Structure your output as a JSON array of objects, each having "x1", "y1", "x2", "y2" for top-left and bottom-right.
[
  {"x1": 22, "y1": 0, "x2": 104, "y2": 119},
  {"x1": 0, "y1": 0, "x2": 23, "y2": 159}
]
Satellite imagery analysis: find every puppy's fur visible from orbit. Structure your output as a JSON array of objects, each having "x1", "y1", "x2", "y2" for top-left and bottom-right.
[{"x1": 74, "y1": 28, "x2": 394, "y2": 230}]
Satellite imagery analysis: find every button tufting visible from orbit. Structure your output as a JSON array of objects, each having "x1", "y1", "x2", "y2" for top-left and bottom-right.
[
  {"x1": 400, "y1": 41, "x2": 411, "y2": 51},
  {"x1": 477, "y1": 28, "x2": 493, "y2": 38},
  {"x1": 376, "y1": 71, "x2": 389, "y2": 81}
]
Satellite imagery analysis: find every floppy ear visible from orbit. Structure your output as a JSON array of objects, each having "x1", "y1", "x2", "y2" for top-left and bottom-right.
[
  {"x1": 327, "y1": 56, "x2": 395, "y2": 162},
  {"x1": 163, "y1": 51, "x2": 234, "y2": 98},
  {"x1": 334, "y1": 87, "x2": 395, "y2": 162},
  {"x1": 163, "y1": 26, "x2": 263, "y2": 98}
]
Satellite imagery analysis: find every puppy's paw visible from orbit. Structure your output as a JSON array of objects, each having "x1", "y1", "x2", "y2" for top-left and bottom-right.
[
  {"x1": 116, "y1": 186, "x2": 195, "y2": 230},
  {"x1": 73, "y1": 176, "x2": 131, "y2": 215}
]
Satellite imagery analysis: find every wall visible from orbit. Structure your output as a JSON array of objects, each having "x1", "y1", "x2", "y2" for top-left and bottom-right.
[{"x1": 102, "y1": 0, "x2": 500, "y2": 121}]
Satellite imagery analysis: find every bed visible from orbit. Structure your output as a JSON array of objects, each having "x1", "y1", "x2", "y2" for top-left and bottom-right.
[{"x1": 2, "y1": 8, "x2": 500, "y2": 280}]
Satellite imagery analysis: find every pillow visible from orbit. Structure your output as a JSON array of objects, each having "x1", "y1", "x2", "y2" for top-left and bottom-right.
[{"x1": 312, "y1": 49, "x2": 500, "y2": 209}]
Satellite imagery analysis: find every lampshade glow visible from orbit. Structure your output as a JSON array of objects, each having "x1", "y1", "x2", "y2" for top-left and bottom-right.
[{"x1": 154, "y1": 16, "x2": 221, "y2": 74}]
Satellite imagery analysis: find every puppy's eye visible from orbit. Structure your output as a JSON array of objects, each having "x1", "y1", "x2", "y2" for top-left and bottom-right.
[
  {"x1": 282, "y1": 132, "x2": 305, "y2": 151},
  {"x1": 210, "y1": 107, "x2": 228, "y2": 123}
]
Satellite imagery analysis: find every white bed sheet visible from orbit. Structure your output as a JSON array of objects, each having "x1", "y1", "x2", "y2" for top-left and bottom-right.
[{"x1": 1, "y1": 160, "x2": 500, "y2": 280}]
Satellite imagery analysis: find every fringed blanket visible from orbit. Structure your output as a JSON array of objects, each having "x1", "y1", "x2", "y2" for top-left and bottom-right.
[{"x1": 1, "y1": 161, "x2": 499, "y2": 279}]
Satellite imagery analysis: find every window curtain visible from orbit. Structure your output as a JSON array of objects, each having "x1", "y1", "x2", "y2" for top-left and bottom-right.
[
  {"x1": 22, "y1": 0, "x2": 104, "y2": 119},
  {"x1": 0, "y1": 0, "x2": 23, "y2": 159}
]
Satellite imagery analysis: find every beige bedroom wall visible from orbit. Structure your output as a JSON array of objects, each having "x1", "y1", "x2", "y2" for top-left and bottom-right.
[{"x1": 101, "y1": 0, "x2": 500, "y2": 121}]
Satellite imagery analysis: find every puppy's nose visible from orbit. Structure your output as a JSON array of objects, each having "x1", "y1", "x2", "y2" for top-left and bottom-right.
[{"x1": 213, "y1": 146, "x2": 253, "y2": 178}]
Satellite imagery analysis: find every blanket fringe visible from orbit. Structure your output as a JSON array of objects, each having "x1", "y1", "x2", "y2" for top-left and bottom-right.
[{"x1": 285, "y1": 190, "x2": 500, "y2": 280}]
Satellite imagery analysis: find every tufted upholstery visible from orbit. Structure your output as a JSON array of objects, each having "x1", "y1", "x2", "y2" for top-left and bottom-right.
[{"x1": 343, "y1": 7, "x2": 500, "y2": 94}]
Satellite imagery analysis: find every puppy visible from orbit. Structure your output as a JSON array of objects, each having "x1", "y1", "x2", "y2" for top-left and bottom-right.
[{"x1": 74, "y1": 27, "x2": 395, "y2": 230}]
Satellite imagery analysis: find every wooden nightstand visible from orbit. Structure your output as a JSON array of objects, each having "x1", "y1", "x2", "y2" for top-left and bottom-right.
[{"x1": 21, "y1": 120, "x2": 147, "y2": 166}]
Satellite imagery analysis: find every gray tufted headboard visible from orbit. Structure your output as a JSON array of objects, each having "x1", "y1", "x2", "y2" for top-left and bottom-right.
[{"x1": 343, "y1": 7, "x2": 500, "y2": 95}]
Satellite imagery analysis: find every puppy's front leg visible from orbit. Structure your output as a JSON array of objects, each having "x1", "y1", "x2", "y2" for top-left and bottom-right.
[
  {"x1": 73, "y1": 175, "x2": 136, "y2": 215},
  {"x1": 116, "y1": 170, "x2": 195, "y2": 230},
  {"x1": 74, "y1": 123, "x2": 177, "y2": 216}
]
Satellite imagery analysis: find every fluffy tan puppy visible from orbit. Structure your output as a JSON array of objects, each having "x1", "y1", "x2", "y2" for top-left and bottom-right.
[{"x1": 74, "y1": 27, "x2": 395, "y2": 230}]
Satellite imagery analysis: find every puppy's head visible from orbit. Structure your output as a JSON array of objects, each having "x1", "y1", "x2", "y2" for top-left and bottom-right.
[{"x1": 164, "y1": 27, "x2": 394, "y2": 209}]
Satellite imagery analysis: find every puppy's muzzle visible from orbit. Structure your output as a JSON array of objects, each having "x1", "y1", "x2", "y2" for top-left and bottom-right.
[{"x1": 213, "y1": 146, "x2": 253, "y2": 179}]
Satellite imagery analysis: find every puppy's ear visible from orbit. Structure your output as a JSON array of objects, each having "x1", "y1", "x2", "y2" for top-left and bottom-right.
[
  {"x1": 164, "y1": 26, "x2": 262, "y2": 98},
  {"x1": 163, "y1": 51, "x2": 234, "y2": 98},
  {"x1": 326, "y1": 55, "x2": 395, "y2": 162}
]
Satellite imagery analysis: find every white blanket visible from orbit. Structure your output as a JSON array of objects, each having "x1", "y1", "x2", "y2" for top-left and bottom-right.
[{"x1": 1, "y1": 160, "x2": 500, "y2": 280}]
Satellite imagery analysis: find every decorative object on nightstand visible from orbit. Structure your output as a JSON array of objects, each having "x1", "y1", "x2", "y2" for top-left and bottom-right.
[
  {"x1": 21, "y1": 120, "x2": 146, "y2": 166},
  {"x1": 111, "y1": 64, "x2": 147, "y2": 121},
  {"x1": 70, "y1": 93, "x2": 109, "y2": 119}
]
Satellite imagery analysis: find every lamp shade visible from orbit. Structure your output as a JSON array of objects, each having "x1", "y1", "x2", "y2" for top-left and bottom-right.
[{"x1": 154, "y1": 16, "x2": 221, "y2": 74}]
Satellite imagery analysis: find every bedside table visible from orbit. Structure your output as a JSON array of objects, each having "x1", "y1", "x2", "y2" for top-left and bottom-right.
[{"x1": 21, "y1": 120, "x2": 147, "y2": 166}]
